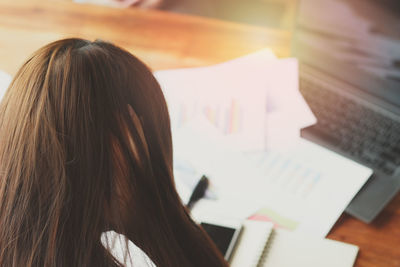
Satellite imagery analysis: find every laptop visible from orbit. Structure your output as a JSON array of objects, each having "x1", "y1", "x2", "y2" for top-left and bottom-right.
[{"x1": 292, "y1": 0, "x2": 400, "y2": 223}]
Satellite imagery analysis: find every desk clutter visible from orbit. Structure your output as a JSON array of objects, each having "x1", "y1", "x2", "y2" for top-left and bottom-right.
[
  {"x1": 0, "y1": 51, "x2": 371, "y2": 266},
  {"x1": 155, "y1": 50, "x2": 373, "y2": 266}
]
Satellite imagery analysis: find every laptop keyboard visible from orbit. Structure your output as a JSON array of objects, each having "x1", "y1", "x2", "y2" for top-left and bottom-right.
[{"x1": 300, "y1": 77, "x2": 400, "y2": 176}]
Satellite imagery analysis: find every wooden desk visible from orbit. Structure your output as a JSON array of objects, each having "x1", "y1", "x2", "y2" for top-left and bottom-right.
[
  {"x1": 0, "y1": 1, "x2": 399, "y2": 266},
  {"x1": 0, "y1": 0, "x2": 289, "y2": 75}
]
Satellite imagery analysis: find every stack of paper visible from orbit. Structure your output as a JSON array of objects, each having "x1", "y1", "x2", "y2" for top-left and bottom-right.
[
  {"x1": 155, "y1": 49, "x2": 316, "y2": 152},
  {"x1": 156, "y1": 50, "x2": 372, "y2": 238},
  {"x1": 175, "y1": 119, "x2": 371, "y2": 238}
]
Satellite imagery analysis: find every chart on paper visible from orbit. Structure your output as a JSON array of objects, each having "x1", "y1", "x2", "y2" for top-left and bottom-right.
[{"x1": 247, "y1": 152, "x2": 323, "y2": 199}]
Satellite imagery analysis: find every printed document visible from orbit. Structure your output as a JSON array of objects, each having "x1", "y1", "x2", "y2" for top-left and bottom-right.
[
  {"x1": 155, "y1": 49, "x2": 316, "y2": 151},
  {"x1": 174, "y1": 120, "x2": 372, "y2": 238}
]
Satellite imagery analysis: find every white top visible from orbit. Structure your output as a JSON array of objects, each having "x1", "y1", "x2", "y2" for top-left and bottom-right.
[{"x1": 101, "y1": 231, "x2": 156, "y2": 267}]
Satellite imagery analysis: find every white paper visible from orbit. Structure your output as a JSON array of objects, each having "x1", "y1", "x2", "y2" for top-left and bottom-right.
[
  {"x1": 155, "y1": 49, "x2": 316, "y2": 151},
  {"x1": 246, "y1": 139, "x2": 372, "y2": 237},
  {"x1": 173, "y1": 121, "x2": 372, "y2": 238},
  {"x1": 262, "y1": 59, "x2": 316, "y2": 149},
  {"x1": 155, "y1": 49, "x2": 276, "y2": 151},
  {"x1": 191, "y1": 197, "x2": 262, "y2": 224}
]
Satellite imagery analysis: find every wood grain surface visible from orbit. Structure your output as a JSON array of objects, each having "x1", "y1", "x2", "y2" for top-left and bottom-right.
[
  {"x1": 0, "y1": 0, "x2": 399, "y2": 266},
  {"x1": 0, "y1": 0, "x2": 290, "y2": 74}
]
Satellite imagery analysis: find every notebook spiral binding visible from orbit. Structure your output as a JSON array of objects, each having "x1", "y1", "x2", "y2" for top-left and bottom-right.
[{"x1": 256, "y1": 229, "x2": 276, "y2": 267}]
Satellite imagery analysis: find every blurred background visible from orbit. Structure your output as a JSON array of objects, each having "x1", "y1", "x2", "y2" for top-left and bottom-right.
[
  {"x1": 160, "y1": 0, "x2": 400, "y2": 83},
  {"x1": 74, "y1": 0, "x2": 400, "y2": 83}
]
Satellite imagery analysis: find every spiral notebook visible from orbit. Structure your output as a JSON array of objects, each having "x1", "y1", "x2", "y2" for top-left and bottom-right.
[{"x1": 229, "y1": 220, "x2": 359, "y2": 267}]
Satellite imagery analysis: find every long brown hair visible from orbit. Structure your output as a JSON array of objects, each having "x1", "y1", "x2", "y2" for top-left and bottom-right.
[{"x1": 0, "y1": 38, "x2": 227, "y2": 267}]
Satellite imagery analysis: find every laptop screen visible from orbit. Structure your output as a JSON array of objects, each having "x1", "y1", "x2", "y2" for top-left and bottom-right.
[{"x1": 292, "y1": 0, "x2": 400, "y2": 107}]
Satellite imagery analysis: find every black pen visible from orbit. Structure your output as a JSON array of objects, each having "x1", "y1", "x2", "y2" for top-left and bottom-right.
[{"x1": 186, "y1": 175, "x2": 209, "y2": 211}]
